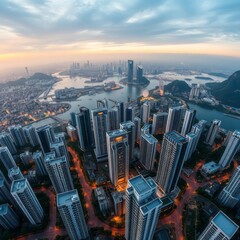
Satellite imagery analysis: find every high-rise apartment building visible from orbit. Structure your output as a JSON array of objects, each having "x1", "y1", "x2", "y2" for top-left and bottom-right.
[
  {"x1": 33, "y1": 151, "x2": 47, "y2": 176},
  {"x1": 219, "y1": 130, "x2": 240, "y2": 168},
  {"x1": 0, "y1": 203, "x2": 19, "y2": 229},
  {"x1": 57, "y1": 189, "x2": 89, "y2": 240},
  {"x1": 140, "y1": 133, "x2": 157, "y2": 171},
  {"x1": 23, "y1": 125, "x2": 39, "y2": 147},
  {"x1": 165, "y1": 106, "x2": 184, "y2": 133},
  {"x1": 198, "y1": 211, "x2": 239, "y2": 240},
  {"x1": 218, "y1": 166, "x2": 240, "y2": 208},
  {"x1": 181, "y1": 109, "x2": 196, "y2": 136},
  {"x1": 134, "y1": 117, "x2": 141, "y2": 143},
  {"x1": 142, "y1": 102, "x2": 150, "y2": 124},
  {"x1": 106, "y1": 130, "x2": 129, "y2": 189},
  {"x1": 184, "y1": 132, "x2": 198, "y2": 162},
  {"x1": 136, "y1": 65, "x2": 143, "y2": 84},
  {"x1": 205, "y1": 120, "x2": 221, "y2": 146},
  {"x1": 8, "y1": 125, "x2": 27, "y2": 147},
  {"x1": 45, "y1": 154, "x2": 73, "y2": 193},
  {"x1": 128, "y1": 60, "x2": 134, "y2": 83},
  {"x1": 120, "y1": 121, "x2": 135, "y2": 161},
  {"x1": 91, "y1": 108, "x2": 109, "y2": 162},
  {"x1": 156, "y1": 131, "x2": 187, "y2": 193},
  {"x1": 8, "y1": 167, "x2": 24, "y2": 181},
  {"x1": 75, "y1": 107, "x2": 94, "y2": 151},
  {"x1": 108, "y1": 107, "x2": 120, "y2": 131},
  {"x1": 0, "y1": 147, "x2": 17, "y2": 171},
  {"x1": 125, "y1": 175, "x2": 162, "y2": 240},
  {"x1": 152, "y1": 112, "x2": 168, "y2": 135},
  {"x1": 0, "y1": 132, "x2": 17, "y2": 155},
  {"x1": 11, "y1": 178, "x2": 44, "y2": 225},
  {"x1": 36, "y1": 125, "x2": 55, "y2": 154}
]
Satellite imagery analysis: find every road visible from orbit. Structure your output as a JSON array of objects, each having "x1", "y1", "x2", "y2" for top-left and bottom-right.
[
  {"x1": 158, "y1": 160, "x2": 238, "y2": 240},
  {"x1": 17, "y1": 187, "x2": 66, "y2": 240},
  {"x1": 68, "y1": 147, "x2": 125, "y2": 236}
]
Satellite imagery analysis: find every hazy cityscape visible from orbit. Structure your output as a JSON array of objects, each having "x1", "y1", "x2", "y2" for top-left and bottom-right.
[{"x1": 0, "y1": 1, "x2": 240, "y2": 240}]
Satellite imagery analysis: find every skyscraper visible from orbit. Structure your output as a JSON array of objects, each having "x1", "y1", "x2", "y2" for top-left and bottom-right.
[
  {"x1": 57, "y1": 189, "x2": 89, "y2": 240},
  {"x1": 0, "y1": 204, "x2": 19, "y2": 229},
  {"x1": 165, "y1": 106, "x2": 184, "y2": 133},
  {"x1": 0, "y1": 178, "x2": 16, "y2": 206},
  {"x1": 108, "y1": 107, "x2": 120, "y2": 131},
  {"x1": 33, "y1": 151, "x2": 47, "y2": 176},
  {"x1": 0, "y1": 132, "x2": 17, "y2": 155},
  {"x1": 91, "y1": 108, "x2": 109, "y2": 162},
  {"x1": 76, "y1": 107, "x2": 95, "y2": 151},
  {"x1": 140, "y1": 133, "x2": 158, "y2": 171},
  {"x1": 205, "y1": 119, "x2": 221, "y2": 146},
  {"x1": 8, "y1": 125, "x2": 27, "y2": 147},
  {"x1": 125, "y1": 106, "x2": 136, "y2": 122},
  {"x1": 36, "y1": 125, "x2": 55, "y2": 154},
  {"x1": 156, "y1": 131, "x2": 187, "y2": 194},
  {"x1": 125, "y1": 175, "x2": 162, "y2": 240},
  {"x1": 120, "y1": 121, "x2": 136, "y2": 161},
  {"x1": 128, "y1": 60, "x2": 134, "y2": 83},
  {"x1": 198, "y1": 211, "x2": 239, "y2": 240},
  {"x1": 136, "y1": 65, "x2": 143, "y2": 84},
  {"x1": 152, "y1": 112, "x2": 168, "y2": 135},
  {"x1": 181, "y1": 109, "x2": 196, "y2": 136},
  {"x1": 106, "y1": 130, "x2": 129, "y2": 189},
  {"x1": 8, "y1": 167, "x2": 24, "y2": 181},
  {"x1": 184, "y1": 132, "x2": 198, "y2": 162},
  {"x1": 70, "y1": 112, "x2": 77, "y2": 127},
  {"x1": 0, "y1": 147, "x2": 17, "y2": 171},
  {"x1": 50, "y1": 139, "x2": 69, "y2": 163},
  {"x1": 23, "y1": 125, "x2": 39, "y2": 147},
  {"x1": 218, "y1": 166, "x2": 240, "y2": 208},
  {"x1": 134, "y1": 117, "x2": 141, "y2": 143},
  {"x1": 11, "y1": 178, "x2": 44, "y2": 225},
  {"x1": 117, "y1": 102, "x2": 125, "y2": 123},
  {"x1": 142, "y1": 102, "x2": 150, "y2": 124},
  {"x1": 219, "y1": 130, "x2": 240, "y2": 168},
  {"x1": 45, "y1": 154, "x2": 74, "y2": 193}
]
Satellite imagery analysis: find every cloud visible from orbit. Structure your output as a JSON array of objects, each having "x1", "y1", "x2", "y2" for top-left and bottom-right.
[{"x1": 0, "y1": 0, "x2": 239, "y2": 56}]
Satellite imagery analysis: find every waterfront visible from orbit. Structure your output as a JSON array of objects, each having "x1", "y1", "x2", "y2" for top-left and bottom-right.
[{"x1": 40, "y1": 71, "x2": 240, "y2": 131}]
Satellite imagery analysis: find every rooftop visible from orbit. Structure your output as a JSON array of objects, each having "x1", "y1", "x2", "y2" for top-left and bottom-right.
[
  {"x1": 107, "y1": 129, "x2": 127, "y2": 138},
  {"x1": 165, "y1": 131, "x2": 187, "y2": 143},
  {"x1": 47, "y1": 156, "x2": 67, "y2": 165},
  {"x1": 128, "y1": 175, "x2": 156, "y2": 196},
  {"x1": 57, "y1": 189, "x2": 79, "y2": 207},
  {"x1": 142, "y1": 133, "x2": 158, "y2": 144},
  {"x1": 212, "y1": 211, "x2": 239, "y2": 238},
  {"x1": 11, "y1": 178, "x2": 27, "y2": 193},
  {"x1": 141, "y1": 198, "x2": 162, "y2": 214},
  {"x1": 120, "y1": 121, "x2": 135, "y2": 128}
]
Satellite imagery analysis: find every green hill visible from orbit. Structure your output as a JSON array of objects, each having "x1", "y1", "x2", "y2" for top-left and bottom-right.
[
  {"x1": 165, "y1": 80, "x2": 191, "y2": 95},
  {"x1": 207, "y1": 70, "x2": 240, "y2": 108}
]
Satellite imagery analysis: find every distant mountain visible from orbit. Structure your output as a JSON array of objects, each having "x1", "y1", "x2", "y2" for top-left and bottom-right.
[
  {"x1": 165, "y1": 80, "x2": 191, "y2": 95},
  {"x1": 1, "y1": 72, "x2": 54, "y2": 87},
  {"x1": 206, "y1": 70, "x2": 240, "y2": 108},
  {"x1": 29, "y1": 72, "x2": 54, "y2": 81}
]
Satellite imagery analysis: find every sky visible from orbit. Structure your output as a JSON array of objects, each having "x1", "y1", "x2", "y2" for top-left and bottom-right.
[{"x1": 0, "y1": 0, "x2": 240, "y2": 72}]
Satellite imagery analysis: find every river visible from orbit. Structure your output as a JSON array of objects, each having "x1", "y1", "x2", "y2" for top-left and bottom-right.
[{"x1": 42, "y1": 71, "x2": 239, "y2": 131}]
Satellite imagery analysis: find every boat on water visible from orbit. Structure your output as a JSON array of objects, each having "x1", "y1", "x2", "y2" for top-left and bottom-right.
[{"x1": 223, "y1": 113, "x2": 240, "y2": 120}]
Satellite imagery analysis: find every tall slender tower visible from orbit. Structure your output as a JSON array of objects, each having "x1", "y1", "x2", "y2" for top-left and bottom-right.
[
  {"x1": 156, "y1": 131, "x2": 187, "y2": 193},
  {"x1": 0, "y1": 132, "x2": 17, "y2": 155},
  {"x1": 75, "y1": 107, "x2": 94, "y2": 151},
  {"x1": 8, "y1": 125, "x2": 27, "y2": 147},
  {"x1": 140, "y1": 133, "x2": 158, "y2": 171},
  {"x1": 33, "y1": 151, "x2": 47, "y2": 176},
  {"x1": 45, "y1": 154, "x2": 74, "y2": 194},
  {"x1": 136, "y1": 65, "x2": 143, "y2": 84},
  {"x1": 218, "y1": 166, "x2": 240, "y2": 208},
  {"x1": 0, "y1": 203, "x2": 19, "y2": 229},
  {"x1": 91, "y1": 108, "x2": 109, "y2": 162},
  {"x1": 198, "y1": 211, "x2": 239, "y2": 240},
  {"x1": 152, "y1": 112, "x2": 168, "y2": 135},
  {"x1": 205, "y1": 120, "x2": 221, "y2": 146},
  {"x1": 181, "y1": 109, "x2": 196, "y2": 136},
  {"x1": 23, "y1": 125, "x2": 39, "y2": 147},
  {"x1": 11, "y1": 178, "x2": 44, "y2": 225},
  {"x1": 120, "y1": 121, "x2": 136, "y2": 161},
  {"x1": 108, "y1": 107, "x2": 120, "y2": 131},
  {"x1": 184, "y1": 132, "x2": 198, "y2": 162},
  {"x1": 106, "y1": 130, "x2": 129, "y2": 189},
  {"x1": 36, "y1": 125, "x2": 55, "y2": 154},
  {"x1": 128, "y1": 60, "x2": 134, "y2": 83},
  {"x1": 142, "y1": 102, "x2": 150, "y2": 124},
  {"x1": 219, "y1": 130, "x2": 240, "y2": 168},
  {"x1": 165, "y1": 106, "x2": 184, "y2": 133},
  {"x1": 134, "y1": 117, "x2": 141, "y2": 143},
  {"x1": 8, "y1": 167, "x2": 24, "y2": 181},
  {"x1": 57, "y1": 189, "x2": 89, "y2": 240},
  {"x1": 0, "y1": 147, "x2": 17, "y2": 171},
  {"x1": 125, "y1": 175, "x2": 162, "y2": 240}
]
